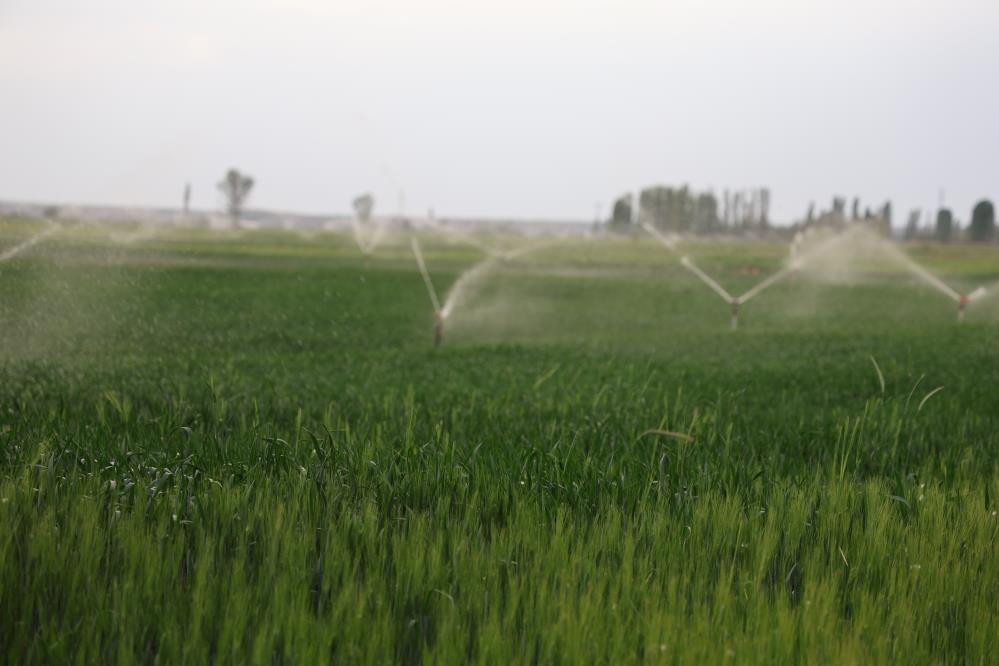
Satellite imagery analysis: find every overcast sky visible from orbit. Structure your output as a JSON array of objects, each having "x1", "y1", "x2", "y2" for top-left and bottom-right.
[{"x1": 1, "y1": 0, "x2": 996, "y2": 224}]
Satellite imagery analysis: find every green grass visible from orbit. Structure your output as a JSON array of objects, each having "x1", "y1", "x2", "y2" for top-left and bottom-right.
[{"x1": 1, "y1": 219, "x2": 997, "y2": 663}]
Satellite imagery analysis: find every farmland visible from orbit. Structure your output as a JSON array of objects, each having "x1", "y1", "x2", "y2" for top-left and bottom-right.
[{"x1": 1, "y1": 218, "x2": 998, "y2": 663}]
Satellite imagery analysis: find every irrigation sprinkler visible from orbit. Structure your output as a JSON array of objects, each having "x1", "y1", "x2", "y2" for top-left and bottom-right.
[
  {"x1": 675, "y1": 255, "x2": 741, "y2": 329},
  {"x1": 409, "y1": 229, "x2": 557, "y2": 347},
  {"x1": 678, "y1": 256, "x2": 734, "y2": 302},
  {"x1": 643, "y1": 223, "x2": 852, "y2": 330},
  {"x1": 728, "y1": 231, "x2": 852, "y2": 327},
  {"x1": 883, "y1": 240, "x2": 988, "y2": 322},
  {"x1": 434, "y1": 310, "x2": 445, "y2": 347},
  {"x1": 409, "y1": 237, "x2": 444, "y2": 346},
  {"x1": 642, "y1": 222, "x2": 742, "y2": 327},
  {"x1": 433, "y1": 237, "x2": 556, "y2": 342},
  {"x1": 957, "y1": 286, "x2": 988, "y2": 323},
  {"x1": 886, "y1": 243, "x2": 960, "y2": 302},
  {"x1": 643, "y1": 222, "x2": 746, "y2": 327},
  {"x1": 736, "y1": 263, "x2": 797, "y2": 306},
  {"x1": 642, "y1": 222, "x2": 742, "y2": 328}
]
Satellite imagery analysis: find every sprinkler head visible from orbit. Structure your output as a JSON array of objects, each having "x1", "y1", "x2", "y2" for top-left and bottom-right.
[
  {"x1": 730, "y1": 300, "x2": 740, "y2": 331},
  {"x1": 434, "y1": 310, "x2": 445, "y2": 347}
]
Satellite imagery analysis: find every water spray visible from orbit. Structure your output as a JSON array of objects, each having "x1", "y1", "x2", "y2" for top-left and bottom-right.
[
  {"x1": 678, "y1": 255, "x2": 735, "y2": 302},
  {"x1": 409, "y1": 237, "x2": 444, "y2": 346},
  {"x1": 109, "y1": 224, "x2": 161, "y2": 245},
  {"x1": 881, "y1": 240, "x2": 987, "y2": 322},
  {"x1": 502, "y1": 238, "x2": 561, "y2": 262},
  {"x1": 644, "y1": 223, "x2": 851, "y2": 330},
  {"x1": 451, "y1": 237, "x2": 558, "y2": 316},
  {"x1": 351, "y1": 217, "x2": 387, "y2": 259},
  {"x1": 642, "y1": 221, "x2": 740, "y2": 324},
  {"x1": 958, "y1": 286, "x2": 988, "y2": 322},
  {"x1": 0, "y1": 223, "x2": 58, "y2": 263},
  {"x1": 640, "y1": 222, "x2": 679, "y2": 252},
  {"x1": 408, "y1": 233, "x2": 552, "y2": 346},
  {"x1": 728, "y1": 231, "x2": 850, "y2": 328},
  {"x1": 423, "y1": 217, "x2": 503, "y2": 259},
  {"x1": 350, "y1": 194, "x2": 386, "y2": 258},
  {"x1": 675, "y1": 255, "x2": 744, "y2": 329}
]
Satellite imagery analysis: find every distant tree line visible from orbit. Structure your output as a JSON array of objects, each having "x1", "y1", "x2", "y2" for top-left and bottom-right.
[
  {"x1": 608, "y1": 185, "x2": 771, "y2": 234},
  {"x1": 608, "y1": 184, "x2": 997, "y2": 244},
  {"x1": 896, "y1": 199, "x2": 995, "y2": 243},
  {"x1": 792, "y1": 195, "x2": 997, "y2": 244},
  {"x1": 798, "y1": 196, "x2": 891, "y2": 234}
]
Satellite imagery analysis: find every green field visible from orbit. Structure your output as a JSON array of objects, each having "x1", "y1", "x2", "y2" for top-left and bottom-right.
[{"x1": 1, "y1": 219, "x2": 998, "y2": 663}]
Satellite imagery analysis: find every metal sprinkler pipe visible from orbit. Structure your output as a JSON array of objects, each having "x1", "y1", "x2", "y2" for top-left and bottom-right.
[
  {"x1": 730, "y1": 300, "x2": 740, "y2": 331},
  {"x1": 958, "y1": 294, "x2": 968, "y2": 323}
]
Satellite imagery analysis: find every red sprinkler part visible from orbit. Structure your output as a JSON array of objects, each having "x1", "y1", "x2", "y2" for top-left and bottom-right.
[
  {"x1": 434, "y1": 310, "x2": 445, "y2": 347},
  {"x1": 957, "y1": 294, "x2": 968, "y2": 323}
]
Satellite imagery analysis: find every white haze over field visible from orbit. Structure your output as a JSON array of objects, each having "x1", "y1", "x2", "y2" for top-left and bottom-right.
[{"x1": 1, "y1": 0, "x2": 997, "y2": 224}]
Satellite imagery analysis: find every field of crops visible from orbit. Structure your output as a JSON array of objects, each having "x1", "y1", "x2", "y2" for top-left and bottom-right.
[{"x1": 1, "y1": 218, "x2": 997, "y2": 663}]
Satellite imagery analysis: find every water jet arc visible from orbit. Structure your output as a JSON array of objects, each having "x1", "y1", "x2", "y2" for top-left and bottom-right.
[
  {"x1": 642, "y1": 222, "x2": 849, "y2": 329},
  {"x1": 0, "y1": 223, "x2": 58, "y2": 263},
  {"x1": 424, "y1": 218, "x2": 503, "y2": 259},
  {"x1": 884, "y1": 241, "x2": 987, "y2": 322},
  {"x1": 409, "y1": 237, "x2": 444, "y2": 345}
]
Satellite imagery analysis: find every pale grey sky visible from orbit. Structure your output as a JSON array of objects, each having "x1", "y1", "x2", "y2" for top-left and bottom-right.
[{"x1": 1, "y1": 0, "x2": 997, "y2": 224}]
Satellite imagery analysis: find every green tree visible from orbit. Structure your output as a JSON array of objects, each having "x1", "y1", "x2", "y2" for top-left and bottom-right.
[
  {"x1": 638, "y1": 185, "x2": 721, "y2": 234},
  {"x1": 935, "y1": 208, "x2": 954, "y2": 242},
  {"x1": 352, "y1": 193, "x2": 374, "y2": 222},
  {"x1": 759, "y1": 188, "x2": 771, "y2": 229},
  {"x1": 832, "y1": 197, "x2": 846, "y2": 219},
  {"x1": 969, "y1": 200, "x2": 995, "y2": 242},
  {"x1": 638, "y1": 187, "x2": 667, "y2": 229},
  {"x1": 879, "y1": 201, "x2": 893, "y2": 236},
  {"x1": 609, "y1": 193, "x2": 633, "y2": 231},
  {"x1": 217, "y1": 168, "x2": 254, "y2": 226},
  {"x1": 904, "y1": 209, "x2": 921, "y2": 240},
  {"x1": 695, "y1": 191, "x2": 720, "y2": 234}
]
